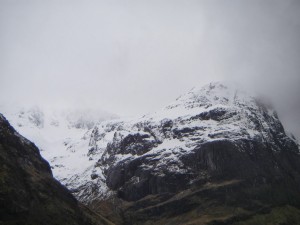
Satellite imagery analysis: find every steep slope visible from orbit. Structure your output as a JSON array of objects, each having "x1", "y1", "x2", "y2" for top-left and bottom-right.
[
  {"x1": 58, "y1": 82, "x2": 300, "y2": 224},
  {"x1": 0, "y1": 114, "x2": 113, "y2": 225}
]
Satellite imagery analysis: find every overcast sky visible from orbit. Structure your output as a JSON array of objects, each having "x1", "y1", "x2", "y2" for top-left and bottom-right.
[{"x1": 0, "y1": 0, "x2": 300, "y2": 138}]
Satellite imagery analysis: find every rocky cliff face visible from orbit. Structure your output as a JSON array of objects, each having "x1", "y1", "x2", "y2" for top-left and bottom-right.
[
  {"x1": 64, "y1": 82, "x2": 300, "y2": 224},
  {"x1": 0, "y1": 114, "x2": 113, "y2": 225}
]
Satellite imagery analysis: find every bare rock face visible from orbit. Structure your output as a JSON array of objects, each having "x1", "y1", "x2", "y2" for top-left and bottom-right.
[{"x1": 0, "y1": 114, "x2": 112, "y2": 225}]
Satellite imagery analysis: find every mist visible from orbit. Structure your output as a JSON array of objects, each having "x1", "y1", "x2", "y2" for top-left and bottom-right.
[{"x1": 1, "y1": 0, "x2": 300, "y2": 138}]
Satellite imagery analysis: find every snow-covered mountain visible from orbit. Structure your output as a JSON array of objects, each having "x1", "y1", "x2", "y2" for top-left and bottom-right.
[
  {"x1": 2, "y1": 82, "x2": 300, "y2": 204},
  {"x1": 65, "y1": 82, "x2": 300, "y2": 203},
  {"x1": 2, "y1": 82, "x2": 300, "y2": 224},
  {"x1": 0, "y1": 105, "x2": 118, "y2": 183}
]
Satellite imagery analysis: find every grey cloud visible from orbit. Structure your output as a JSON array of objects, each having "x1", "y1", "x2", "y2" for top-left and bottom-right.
[{"x1": 0, "y1": 0, "x2": 300, "y2": 138}]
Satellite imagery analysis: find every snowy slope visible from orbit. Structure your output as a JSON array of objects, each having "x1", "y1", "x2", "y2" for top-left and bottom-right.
[{"x1": 0, "y1": 105, "x2": 118, "y2": 183}]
